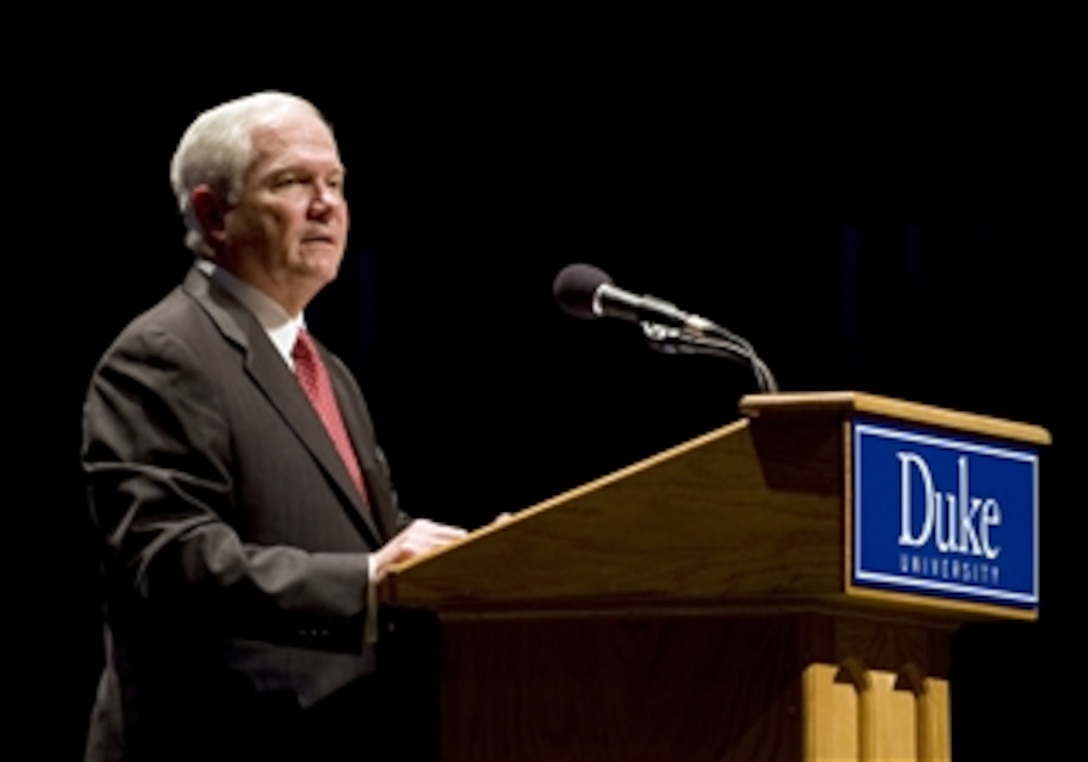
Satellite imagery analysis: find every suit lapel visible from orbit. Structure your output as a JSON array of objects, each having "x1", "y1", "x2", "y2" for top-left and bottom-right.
[
  {"x1": 324, "y1": 359, "x2": 397, "y2": 542},
  {"x1": 182, "y1": 268, "x2": 383, "y2": 545}
]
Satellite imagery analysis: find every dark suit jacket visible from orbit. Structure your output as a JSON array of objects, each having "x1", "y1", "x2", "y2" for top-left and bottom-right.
[{"x1": 82, "y1": 266, "x2": 411, "y2": 761}]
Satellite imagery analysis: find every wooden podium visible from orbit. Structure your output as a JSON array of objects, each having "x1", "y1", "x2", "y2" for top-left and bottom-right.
[{"x1": 379, "y1": 392, "x2": 1049, "y2": 761}]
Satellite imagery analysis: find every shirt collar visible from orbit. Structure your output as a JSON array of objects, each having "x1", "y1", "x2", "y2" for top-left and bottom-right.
[{"x1": 196, "y1": 259, "x2": 305, "y2": 369}]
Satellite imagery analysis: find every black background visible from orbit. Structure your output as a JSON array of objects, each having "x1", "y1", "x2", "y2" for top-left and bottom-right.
[{"x1": 22, "y1": 19, "x2": 1079, "y2": 759}]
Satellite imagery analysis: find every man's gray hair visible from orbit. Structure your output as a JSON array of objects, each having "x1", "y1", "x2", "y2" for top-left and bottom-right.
[{"x1": 170, "y1": 92, "x2": 328, "y2": 255}]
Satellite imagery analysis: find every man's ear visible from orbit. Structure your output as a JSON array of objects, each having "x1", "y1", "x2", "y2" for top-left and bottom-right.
[{"x1": 190, "y1": 185, "x2": 229, "y2": 248}]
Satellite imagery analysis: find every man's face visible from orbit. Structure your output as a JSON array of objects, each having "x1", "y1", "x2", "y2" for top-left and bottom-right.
[{"x1": 220, "y1": 109, "x2": 349, "y2": 312}]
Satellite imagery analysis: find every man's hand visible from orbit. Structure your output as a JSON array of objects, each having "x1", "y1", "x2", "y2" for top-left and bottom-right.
[{"x1": 372, "y1": 519, "x2": 467, "y2": 582}]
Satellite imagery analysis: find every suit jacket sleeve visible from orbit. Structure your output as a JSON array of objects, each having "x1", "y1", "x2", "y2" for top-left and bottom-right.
[{"x1": 84, "y1": 323, "x2": 373, "y2": 653}]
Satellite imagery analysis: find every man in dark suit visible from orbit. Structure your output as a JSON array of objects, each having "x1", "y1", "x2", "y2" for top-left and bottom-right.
[{"x1": 82, "y1": 92, "x2": 466, "y2": 761}]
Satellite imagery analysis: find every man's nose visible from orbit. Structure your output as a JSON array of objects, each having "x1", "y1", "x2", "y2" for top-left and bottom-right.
[{"x1": 309, "y1": 182, "x2": 343, "y2": 217}]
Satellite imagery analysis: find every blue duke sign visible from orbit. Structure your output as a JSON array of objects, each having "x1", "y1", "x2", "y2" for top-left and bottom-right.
[{"x1": 853, "y1": 421, "x2": 1039, "y2": 608}]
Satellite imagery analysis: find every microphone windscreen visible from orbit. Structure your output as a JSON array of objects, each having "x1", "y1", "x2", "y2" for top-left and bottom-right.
[{"x1": 553, "y1": 263, "x2": 613, "y2": 320}]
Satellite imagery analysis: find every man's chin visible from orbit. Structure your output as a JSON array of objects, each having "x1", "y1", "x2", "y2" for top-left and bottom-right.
[{"x1": 296, "y1": 249, "x2": 345, "y2": 281}]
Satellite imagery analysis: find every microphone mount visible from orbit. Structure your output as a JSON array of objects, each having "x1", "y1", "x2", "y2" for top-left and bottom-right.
[{"x1": 640, "y1": 321, "x2": 779, "y2": 393}]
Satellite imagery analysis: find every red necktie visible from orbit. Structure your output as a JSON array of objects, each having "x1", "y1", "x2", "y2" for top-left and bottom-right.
[{"x1": 292, "y1": 329, "x2": 368, "y2": 503}]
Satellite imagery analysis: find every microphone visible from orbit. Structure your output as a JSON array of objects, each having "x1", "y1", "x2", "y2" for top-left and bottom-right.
[
  {"x1": 552, "y1": 263, "x2": 779, "y2": 393},
  {"x1": 552, "y1": 263, "x2": 716, "y2": 335}
]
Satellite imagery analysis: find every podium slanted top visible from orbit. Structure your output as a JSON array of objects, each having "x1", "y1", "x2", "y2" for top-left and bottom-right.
[{"x1": 382, "y1": 391, "x2": 1048, "y2": 623}]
